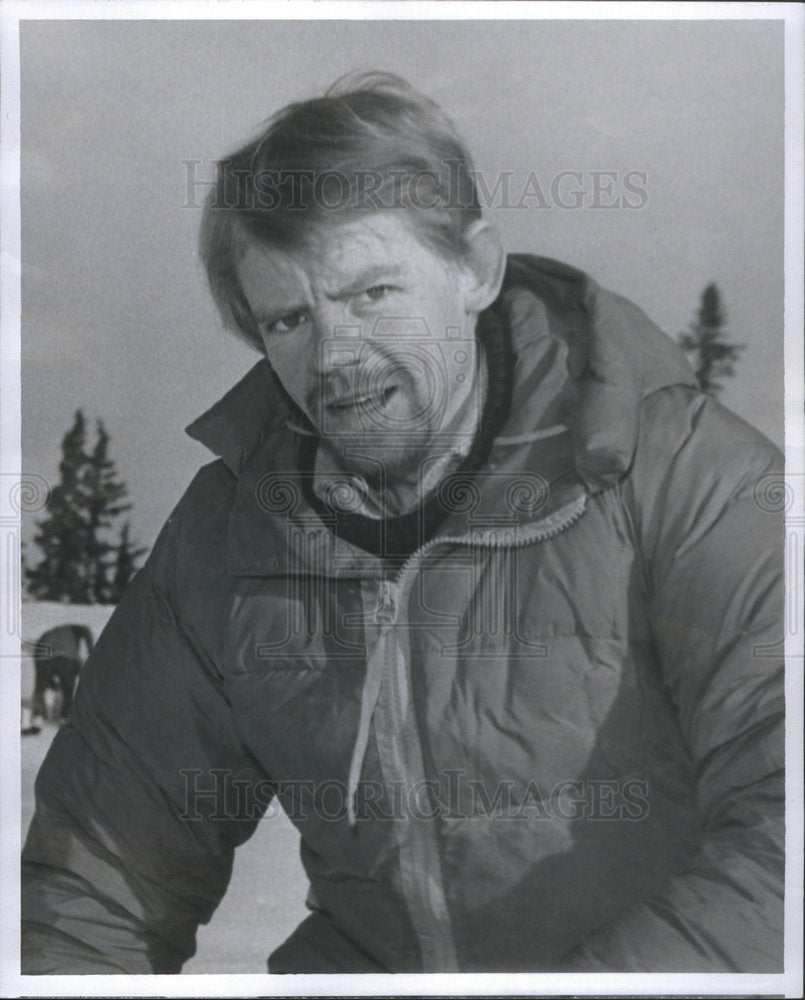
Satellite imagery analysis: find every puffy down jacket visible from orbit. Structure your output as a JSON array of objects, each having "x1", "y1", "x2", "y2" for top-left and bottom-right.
[{"x1": 21, "y1": 256, "x2": 784, "y2": 974}]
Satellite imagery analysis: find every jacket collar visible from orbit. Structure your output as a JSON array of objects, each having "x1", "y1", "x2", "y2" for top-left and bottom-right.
[
  {"x1": 186, "y1": 255, "x2": 696, "y2": 577},
  {"x1": 185, "y1": 357, "x2": 288, "y2": 478}
]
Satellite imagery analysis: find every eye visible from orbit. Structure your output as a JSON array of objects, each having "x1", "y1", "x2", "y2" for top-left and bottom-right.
[
  {"x1": 265, "y1": 309, "x2": 311, "y2": 335},
  {"x1": 362, "y1": 285, "x2": 392, "y2": 302}
]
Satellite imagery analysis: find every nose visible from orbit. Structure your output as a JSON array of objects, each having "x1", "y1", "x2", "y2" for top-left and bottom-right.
[
  {"x1": 309, "y1": 300, "x2": 366, "y2": 378},
  {"x1": 303, "y1": 303, "x2": 368, "y2": 422}
]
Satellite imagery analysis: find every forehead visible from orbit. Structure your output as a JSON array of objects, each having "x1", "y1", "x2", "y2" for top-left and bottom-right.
[{"x1": 237, "y1": 212, "x2": 450, "y2": 304}]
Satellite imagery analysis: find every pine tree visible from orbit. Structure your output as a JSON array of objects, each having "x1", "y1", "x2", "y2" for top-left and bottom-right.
[
  {"x1": 109, "y1": 522, "x2": 147, "y2": 604},
  {"x1": 26, "y1": 411, "x2": 89, "y2": 602},
  {"x1": 83, "y1": 421, "x2": 132, "y2": 603},
  {"x1": 678, "y1": 283, "x2": 743, "y2": 396},
  {"x1": 25, "y1": 411, "x2": 146, "y2": 603}
]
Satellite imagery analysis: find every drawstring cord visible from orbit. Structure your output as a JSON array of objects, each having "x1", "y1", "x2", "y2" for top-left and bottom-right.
[
  {"x1": 346, "y1": 634, "x2": 387, "y2": 826},
  {"x1": 495, "y1": 422, "x2": 568, "y2": 446},
  {"x1": 347, "y1": 580, "x2": 397, "y2": 826}
]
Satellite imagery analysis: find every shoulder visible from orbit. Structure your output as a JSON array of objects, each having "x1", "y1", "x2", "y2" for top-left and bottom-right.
[
  {"x1": 623, "y1": 385, "x2": 783, "y2": 567},
  {"x1": 634, "y1": 385, "x2": 782, "y2": 489},
  {"x1": 161, "y1": 459, "x2": 237, "y2": 540},
  {"x1": 139, "y1": 459, "x2": 237, "y2": 600}
]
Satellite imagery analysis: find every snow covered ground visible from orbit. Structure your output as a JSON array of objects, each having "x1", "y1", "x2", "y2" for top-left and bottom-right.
[
  {"x1": 19, "y1": 602, "x2": 117, "y2": 724},
  {"x1": 20, "y1": 603, "x2": 308, "y2": 974}
]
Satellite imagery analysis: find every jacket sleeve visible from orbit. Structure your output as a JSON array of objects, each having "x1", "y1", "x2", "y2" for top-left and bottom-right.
[
  {"x1": 562, "y1": 386, "x2": 785, "y2": 972},
  {"x1": 22, "y1": 477, "x2": 273, "y2": 974}
]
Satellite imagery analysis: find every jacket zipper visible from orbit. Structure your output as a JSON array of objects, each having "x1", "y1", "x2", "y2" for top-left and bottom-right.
[
  {"x1": 396, "y1": 491, "x2": 588, "y2": 581},
  {"x1": 375, "y1": 491, "x2": 588, "y2": 971}
]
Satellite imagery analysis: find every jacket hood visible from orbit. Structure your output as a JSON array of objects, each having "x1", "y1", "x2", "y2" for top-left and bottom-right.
[{"x1": 186, "y1": 255, "x2": 695, "y2": 492}]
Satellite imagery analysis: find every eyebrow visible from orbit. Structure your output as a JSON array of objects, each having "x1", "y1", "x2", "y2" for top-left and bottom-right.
[
  {"x1": 327, "y1": 264, "x2": 406, "y2": 300},
  {"x1": 252, "y1": 304, "x2": 308, "y2": 327},
  {"x1": 251, "y1": 264, "x2": 407, "y2": 327}
]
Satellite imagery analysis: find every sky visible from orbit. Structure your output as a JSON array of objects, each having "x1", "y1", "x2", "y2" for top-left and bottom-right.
[{"x1": 19, "y1": 16, "x2": 784, "y2": 556}]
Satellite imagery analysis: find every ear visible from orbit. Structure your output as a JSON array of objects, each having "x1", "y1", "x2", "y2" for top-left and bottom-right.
[{"x1": 458, "y1": 220, "x2": 506, "y2": 313}]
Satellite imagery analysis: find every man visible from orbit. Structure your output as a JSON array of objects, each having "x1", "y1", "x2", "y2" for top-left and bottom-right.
[
  {"x1": 23, "y1": 624, "x2": 94, "y2": 734},
  {"x1": 22, "y1": 73, "x2": 783, "y2": 974}
]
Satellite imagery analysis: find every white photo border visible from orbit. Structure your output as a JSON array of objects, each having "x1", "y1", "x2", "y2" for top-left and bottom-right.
[{"x1": 1, "y1": 2, "x2": 802, "y2": 997}]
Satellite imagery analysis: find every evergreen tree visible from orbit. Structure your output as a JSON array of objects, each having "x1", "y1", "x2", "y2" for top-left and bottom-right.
[
  {"x1": 26, "y1": 411, "x2": 89, "y2": 602},
  {"x1": 25, "y1": 411, "x2": 146, "y2": 603},
  {"x1": 109, "y1": 522, "x2": 147, "y2": 604},
  {"x1": 678, "y1": 283, "x2": 743, "y2": 396},
  {"x1": 83, "y1": 421, "x2": 132, "y2": 603}
]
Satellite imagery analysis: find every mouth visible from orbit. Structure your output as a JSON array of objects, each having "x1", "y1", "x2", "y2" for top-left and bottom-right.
[{"x1": 326, "y1": 386, "x2": 397, "y2": 414}]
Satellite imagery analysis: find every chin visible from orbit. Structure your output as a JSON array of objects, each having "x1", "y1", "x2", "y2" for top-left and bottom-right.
[{"x1": 337, "y1": 439, "x2": 431, "y2": 485}]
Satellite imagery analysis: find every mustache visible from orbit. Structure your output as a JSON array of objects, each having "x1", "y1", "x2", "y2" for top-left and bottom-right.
[{"x1": 309, "y1": 360, "x2": 409, "y2": 410}]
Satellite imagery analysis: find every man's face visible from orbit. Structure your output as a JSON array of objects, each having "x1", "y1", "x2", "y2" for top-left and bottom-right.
[{"x1": 237, "y1": 212, "x2": 486, "y2": 483}]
